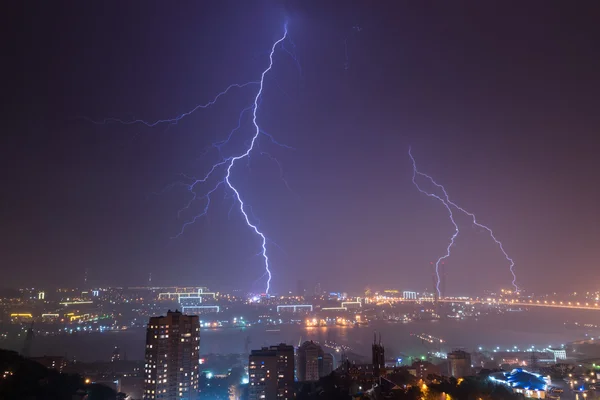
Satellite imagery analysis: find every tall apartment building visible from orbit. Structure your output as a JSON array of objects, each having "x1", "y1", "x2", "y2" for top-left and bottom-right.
[
  {"x1": 296, "y1": 341, "x2": 334, "y2": 382},
  {"x1": 447, "y1": 350, "x2": 471, "y2": 378},
  {"x1": 143, "y1": 310, "x2": 200, "y2": 400},
  {"x1": 249, "y1": 343, "x2": 295, "y2": 400}
]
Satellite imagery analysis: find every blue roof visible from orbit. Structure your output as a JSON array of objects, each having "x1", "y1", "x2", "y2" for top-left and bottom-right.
[{"x1": 503, "y1": 369, "x2": 546, "y2": 390}]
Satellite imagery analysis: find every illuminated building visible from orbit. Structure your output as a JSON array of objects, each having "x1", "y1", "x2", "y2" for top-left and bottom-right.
[
  {"x1": 248, "y1": 343, "x2": 294, "y2": 400},
  {"x1": 277, "y1": 305, "x2": 313, "y2": 313},
  {"x1": 447, "y1": 350, "x2": 471, "y2": 378},
  {"x1": 409, "y1": 361, "x2": 440, "y2": 380},
  {"x1": 403, "y1": 291, "x2": 417, "y2": 300},
  {"x1": 489, "y1": 369, "x2": 548, "y2": 398},
  {"x1": 341, "y1": 301, "x2": 361, "y2": 310},
  {"x1": 547, "y1": 348, "x2": 566, "y2": 362},
  {"x1": 143, "y1": 310, "x2": 200, "y2": 400},
  {"x1": 10, "y1": 313, "x2": 33, "y2": 322},
  {"x1": 157, "y1": 288, "x2": 216, "y2": 303},
  {"x1": 296, "y1": 341, "x2": 333, "y2": 382}
]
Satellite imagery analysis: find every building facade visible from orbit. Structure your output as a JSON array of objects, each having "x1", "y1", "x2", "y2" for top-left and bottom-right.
[
  {"x1": 296, "y1": 341, "x2": 334, "y2": 382},
  {"x1": 409, "y1": 361, "x2": 440, "y2": 380},
  {"x1": 447, "y1": 350, "x2": 471, "y2": 378},
  {"x1": 249, "y1": 343, "x2": 294, "y2": 400},
  {"x1": 548, "y1": 348, "x2": 567, "y2": 362},
  {"x1": 143, "y1": 310, "x2": 200, "y2": 400}
]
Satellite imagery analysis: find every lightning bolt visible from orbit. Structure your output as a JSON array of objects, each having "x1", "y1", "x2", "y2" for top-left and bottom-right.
[
  {"x1": 409, "y1": 148, "x2": 459, "y2": 297},
  {"x1": 82, "y1": 82, "x2": 259, "y2": 127},
  {"x1": 221, "y1": 26, "x2": 290, "y2": 294},
  {"x1": 87, "y1": 23, "x2": 292, "y2": 294},
  {"x1": 409, "y1": 148, "x2": 518, "y2": 293}
]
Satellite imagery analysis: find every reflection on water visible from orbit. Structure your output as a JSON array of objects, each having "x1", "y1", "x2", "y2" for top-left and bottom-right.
[{"x1": 2, "y1": 308, "x2": 597, "y2": 362}]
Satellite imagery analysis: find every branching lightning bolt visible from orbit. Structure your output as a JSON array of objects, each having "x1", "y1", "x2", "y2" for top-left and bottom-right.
[
  {"x1": 88, "y1": 24, "x2": 293, "y2": 294},
  {"x1": 409, "y1": 148, "x2": 459, "y2": 297},
  {"x1": 83, "y1": 82, "x2": 259, "y2": 127},
  {"x1": 221, "y1": 26, "x2": 292, "y2": 294},
  {"x1": 409, "y1": 147, "x2": 518, "y2": 294}
]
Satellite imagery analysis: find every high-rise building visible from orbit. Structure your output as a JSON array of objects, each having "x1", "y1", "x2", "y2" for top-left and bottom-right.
[
  {"x1": 447, "y1": 350, "x2": 471, "y2": 378},
  {"x1": 296, "y1": 341, "x2": 335, "y2": 382},
  {"x1": 314, "y1": 283, "x2": 322, "y2": 296},
  {"x1": 143, "y1": 310, "x2": 200, "y2": 400},
  {"x1": 372, "y1": 333, "x2": 385, "y2": 377},
  {"x1": 296, "y1": 341, "x2": 319, "y2": 382},
  {"x1": 248, "y1": 343, "x2": 294, "y2": 400}
]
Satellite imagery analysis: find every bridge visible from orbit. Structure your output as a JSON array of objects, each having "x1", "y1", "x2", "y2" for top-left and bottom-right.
[
  {"x1": 374, "y1": 297, "x2": 600, "y2": 311},
  {"x1": 386, "y1": 297, "x2": 600, "y2": 311}
]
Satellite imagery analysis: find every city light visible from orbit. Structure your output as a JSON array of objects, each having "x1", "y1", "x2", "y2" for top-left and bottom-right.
[{"x1": 7, "y1": 9, "x2": 600, "y2": 400}]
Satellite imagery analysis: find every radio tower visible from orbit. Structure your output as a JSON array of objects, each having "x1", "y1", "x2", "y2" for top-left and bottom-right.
[{"x1": 530, "y1": 350, "x2": 539, "y2": 371}]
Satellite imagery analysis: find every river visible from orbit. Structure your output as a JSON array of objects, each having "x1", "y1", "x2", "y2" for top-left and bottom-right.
[{"x1": 2, "y1": 308, "x2": 599, "y2": 362}]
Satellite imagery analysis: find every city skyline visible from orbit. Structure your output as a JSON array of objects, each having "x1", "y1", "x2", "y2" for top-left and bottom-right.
[
  {"x1": 4, "y1": 1, "x2": 600, "y2": 295},
  {"x1": 1, "y1": 282, "x2": 599, "y2": 398}
]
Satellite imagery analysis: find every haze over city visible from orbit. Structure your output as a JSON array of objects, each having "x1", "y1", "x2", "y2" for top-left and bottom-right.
[
  {"x1": 4, "y1": 2, "x2": 600, "y2": 400},
  {"x1": 5, "y1": 1, "x2": 600, "y2": 296}
]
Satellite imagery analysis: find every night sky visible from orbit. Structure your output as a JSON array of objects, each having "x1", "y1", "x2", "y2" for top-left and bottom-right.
[{"x1": 4, "y1": 1, "x2": 600, "y2": 294}]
